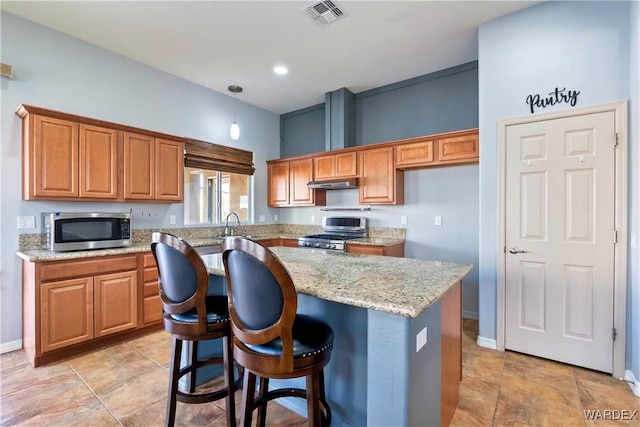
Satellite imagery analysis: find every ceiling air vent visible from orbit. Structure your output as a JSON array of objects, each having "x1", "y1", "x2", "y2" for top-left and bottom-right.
[{"x1": 303, "y1": 0, "x2": 347, "y2": 28}]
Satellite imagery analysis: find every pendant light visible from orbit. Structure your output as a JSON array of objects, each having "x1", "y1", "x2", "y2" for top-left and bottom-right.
[{"x1": 228, "y1": 85, "x2": 243, "y2": 140}]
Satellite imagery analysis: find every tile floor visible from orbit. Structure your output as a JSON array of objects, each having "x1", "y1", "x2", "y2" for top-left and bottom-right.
[{"x1": 1, "y1": 320, "x2": 638, "y2": 426}]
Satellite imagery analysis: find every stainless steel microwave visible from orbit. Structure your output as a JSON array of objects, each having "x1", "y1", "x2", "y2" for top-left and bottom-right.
[{"x1": 42, "y1": 212, "x2": 132, "y2": 252}]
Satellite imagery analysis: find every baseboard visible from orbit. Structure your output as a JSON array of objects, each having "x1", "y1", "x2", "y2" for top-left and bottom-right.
[
  {"x1": 476, "y1": 335, "x2": 497, "y2": 350},
  {"x1": 624, "y1": 370, "x2": 640, "y2": 397},
  {"x1": 0, "y1": 339, "x2": 22, "y2": 354},
  {"x1": 462, "y1": 310, "x2": 478, "y2": 320}
]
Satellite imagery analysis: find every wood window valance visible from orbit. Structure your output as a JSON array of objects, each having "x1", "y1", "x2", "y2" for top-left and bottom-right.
[{"x1": 184, "y1": 139, "x2": 255, "y2": 175}]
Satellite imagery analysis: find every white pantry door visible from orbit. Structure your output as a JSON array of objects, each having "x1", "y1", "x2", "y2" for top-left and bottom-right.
[{"x1": 505, "y1": 111, "x2": 616, "y2": 373}]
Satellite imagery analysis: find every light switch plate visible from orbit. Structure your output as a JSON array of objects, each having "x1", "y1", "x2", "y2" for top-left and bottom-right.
[
  {"x1": 401, "y1": 215, "x2": 407, "y2": 225},
  {"x1": 435, "y1": 216, "x2": 442, "y2": 226},
  {"x1": 311, "y1": 215, "x2": 316, "y2": 223},
  {"x1": 17, "y1": 216, "x2": 36, "y2": 229},
  {"x1": 169, "y1": 215, "x2": 176, "y2": 225},
  {"x1": 416, "y1": 327, "x2": 427, "y2": 352},
  {"x1": 274, "y1": 214, "x2": 279, "y2": 222},
  {"x1": 258, "y1": 215, "x2": 265, "y2": 223}
]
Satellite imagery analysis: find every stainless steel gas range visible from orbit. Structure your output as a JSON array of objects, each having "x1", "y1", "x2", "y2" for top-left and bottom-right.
[{"x1": 298, "y1": 216, "x2": 368, "y2": 252}]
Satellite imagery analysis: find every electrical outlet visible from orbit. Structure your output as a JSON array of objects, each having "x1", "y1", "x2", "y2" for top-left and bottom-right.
[
  {"x1": 311, "y1": 215, "x2": 316, "y2": 223},
  {"x1": 416, "y1": 327, "x2": 427, "y2": 352},
  {"x1": 274, "y1": 214, "x2": 279, "y2": 222},
  {"x1": 435, "y1": 215, "x2": 442, "y2": 226},
  {"x1": 17, "y1": 216, "x2": 36, "y2": 229},
  {"x1": 169, "y1": 215, "x2": 176, "y2": 225},
  {"x1": 401, "y1": 215, "x2": 407, "y2": 225}
]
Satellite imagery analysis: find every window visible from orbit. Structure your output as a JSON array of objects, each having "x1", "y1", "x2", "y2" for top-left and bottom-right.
[
  {"x1": 184, "y1": 167, "x2": 251, "y2": 225},
  {"x1": 182, "y1": 139, "x2": 255, "y2": 225}
]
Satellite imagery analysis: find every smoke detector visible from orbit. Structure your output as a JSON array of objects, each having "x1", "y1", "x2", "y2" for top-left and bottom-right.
[{"x1": 303, "y1": 0, "x2": 347, "y2": 28}]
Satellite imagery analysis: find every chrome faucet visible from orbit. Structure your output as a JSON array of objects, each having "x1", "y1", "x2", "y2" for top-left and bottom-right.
[{"x1": 224, "y1": 212, "x2": 241, "y2": 236}]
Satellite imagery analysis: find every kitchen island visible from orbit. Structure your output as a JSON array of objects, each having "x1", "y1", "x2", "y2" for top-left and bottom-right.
[{"x1": 204, "y1": 246, "x2": 472, "y2": 427}]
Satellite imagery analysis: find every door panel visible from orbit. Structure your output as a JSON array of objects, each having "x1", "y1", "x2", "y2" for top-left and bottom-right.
[{"x1": 505, "y1": 111, "x2": 615, "y2": 373}]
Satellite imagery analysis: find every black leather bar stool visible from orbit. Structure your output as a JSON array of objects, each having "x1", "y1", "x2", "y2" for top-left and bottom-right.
[
  {"x1": 151, "y1": 232, "x2": 237, "y2": 427},
  {"x1": 222, "y1": 236, "x2": 333, "y2": 427}
]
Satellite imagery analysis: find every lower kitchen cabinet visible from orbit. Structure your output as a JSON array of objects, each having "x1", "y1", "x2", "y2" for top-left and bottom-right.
[
  {"x1": 346, "y1": 242, "x2": 405, "y2": 257},
  {"x1": 140, "y1": 252, "x2": 162, "y2": 325},
  {"x1": 22, "y1": 254, "x2": 160, "y2": 367}
]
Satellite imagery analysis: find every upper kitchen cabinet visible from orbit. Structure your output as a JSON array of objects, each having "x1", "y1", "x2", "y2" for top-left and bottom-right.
[
  {"x1": 267, "y1": 158, "x2": 326, "y2": 207},
  {"x1": 17, "y1": 104, "x2": 184, "y2": 203},
  {"x1": 313, "y1": 152, "x2": 358, "y2": 181},
  {"x1": 395, "y1": 129, "x2": 478, "y2": 170},
  {"x1": 19, "y1": 109, "x2": 119, "y2": 200},
  {"x1": 123, "y1": 133, "x2": 184, "y2": 202},
  {"x1": 435, "y1": 130, "x2": 479, "y2": 164},
  {"x1": 359, "y1": 147, "x2": 404, "y2": 205}
]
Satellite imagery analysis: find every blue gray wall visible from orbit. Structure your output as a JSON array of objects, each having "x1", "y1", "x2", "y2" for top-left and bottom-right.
[
  {"x1": 0, "y1": 12, "x2": 280, "y2": 349},
  {"x1": 478, "y1": 1, "x2": 638, "y2": 379},
  {"x1": 278, "y1": 63, "x2": 480, "y2": 320}
]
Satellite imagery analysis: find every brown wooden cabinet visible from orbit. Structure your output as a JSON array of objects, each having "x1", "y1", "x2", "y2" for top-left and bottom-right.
[
  {"x1": 436, "y1": 132, "x2": 479, "y2": 164},
  {"x1": 22, "y1": 254, "x2": 144, "y2": 367},
  {"x1": 359, "y1": 147, "x2": 404, "y2": 205},
  {"x1": 313, "y1": 152, "x2": 358, "y2": 180},
  {"x1": 140, "y1": 252, "x2": 162, "y2": 325},
  {"x1": 17, "y1": 104, "x2": 184, "y2": 203},
  {"x1": 21, "y1": 113, "x2": 119, "y2": 200},
  {"x1": 40, "y1": 277, "x2": 94, "y2": 352},
  {"x1": 346, "y1": 242, "x2": 404, "y2": 257},
  {"x1": 395, "y1": 140, "x2": 434, "y2": 169},
  {"x1": 267, "y1": 159, "x2": 326, "y2": 207},
  {"x1": 123, "y1": 133, "x2": 184, "y2": 202}
]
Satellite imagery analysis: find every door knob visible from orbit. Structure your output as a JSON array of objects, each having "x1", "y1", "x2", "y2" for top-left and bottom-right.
[{"x1": 509, "y1": 247, "x2": 527, "y2": 254}]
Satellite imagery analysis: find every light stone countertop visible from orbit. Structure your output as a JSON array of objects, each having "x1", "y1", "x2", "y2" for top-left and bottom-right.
[
  {"x1": 203, "y1": 246, "x2": 472, "y2": 318},
  {"x1": 16, "y1": 235, "x2": 404, "y2": 262}
]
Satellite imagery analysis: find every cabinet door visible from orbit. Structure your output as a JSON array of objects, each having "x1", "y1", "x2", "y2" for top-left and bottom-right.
[
  {"x1": 395, "y1": 140, "x2": 434, "y2": 169},
  {"x1": 79, "y1": 124, "x2": 119, "y2": 199},
  {"x1": 359, "y1": 147, "x2": 404, "y2": 205},
  {"x1": 290, "y1": 158, "x2": 315, "y2": 205},
  {"x1": 31, "y1": 115, "x2": 79, "y2": 198},
  {"x1": 437, "y1": 133, "x2": 479, "y2": 163},
  {"x1": 268, "y1": 162, "x2": 290, "y2": 206},
  {"x1": 94, "y1": 270, "x2": 138, "y2": 337},
  {"x1": 155, "y1": 138, "x2": 184, "y2": 201},
  {"x1": 123, "y1": 132, "x2": 155, "y2": 200},
  {"x1": 313, "y1": 155, "x2": 335, "y2": 181},
  {"x1": 335, "y1": 152, "x2": 358, "y2": 178},
  {"x1": 41, "y1": 277, "x2": 94, "y2": 352},
  {"x1": 142, "y1": 253, "x2": 162, "y2": 325}
]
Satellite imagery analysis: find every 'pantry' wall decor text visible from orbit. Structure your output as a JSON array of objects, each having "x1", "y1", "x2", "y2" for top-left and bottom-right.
[{"x1": 526, "y1": 87, "x2": 580, "y2": 114}]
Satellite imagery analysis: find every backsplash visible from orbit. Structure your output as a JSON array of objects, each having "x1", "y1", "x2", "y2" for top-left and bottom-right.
[{"x1": 18, "y1": 224, "x2": 406, "y2": 251}]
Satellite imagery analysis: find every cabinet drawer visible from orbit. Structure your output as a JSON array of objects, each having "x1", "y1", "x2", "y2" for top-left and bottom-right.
[
  {"x1": 143, "y1": 295, "x2": 163, "y2": 324},
  {"x1": 143, "y1": 253, "x2": 156, "y2": 268},
  {"x1": 143, "y1": 267, "x2": 158, "y2": 284},
  {"x1": 437, "y1": 134, "x2": 479, "y2": 162},
  {"x1": 40, "y1": 255, "x2": 138, "y2": 282},
  {"x1": 144, "y1": 280, "x2": 159, "y2": 298}
]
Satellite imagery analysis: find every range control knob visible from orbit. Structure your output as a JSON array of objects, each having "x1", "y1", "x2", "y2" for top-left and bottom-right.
[
  {"x1": 305, "y1": 242, "x2": 312, "y2": 247},
  {"x1": 330, "y1": 244, "x2": 336, "y2": 249},
  {"x1": 314, "y1": 243, "x2": 320, "y2": 248},
  {"x1": 324, "y1": 243, "x2": 331, "y2": 248}
]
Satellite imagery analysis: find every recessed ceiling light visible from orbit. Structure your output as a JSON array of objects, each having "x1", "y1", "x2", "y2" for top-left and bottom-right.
[{"x1": 274, "y1": 66, "x2": 288, "y2": 75}]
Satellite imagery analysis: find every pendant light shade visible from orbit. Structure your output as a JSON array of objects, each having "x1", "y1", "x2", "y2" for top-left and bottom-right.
[
  {"x1": 228, "y1": 85, "x2": 243, "y2": 141},
  {"x1": 230, "y1": 121, "x2": 240, "y2": 140}
]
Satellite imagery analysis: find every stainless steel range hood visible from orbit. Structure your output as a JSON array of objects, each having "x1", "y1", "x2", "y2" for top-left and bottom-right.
[{"x1": 307, "y1": 178, "x2": 359, "y2": 189}]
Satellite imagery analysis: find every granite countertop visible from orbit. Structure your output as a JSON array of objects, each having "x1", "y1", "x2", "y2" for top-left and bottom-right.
[
  {"x1": 16, "y1": 234, "x2": 404, "y2": 262},
  {"x1": 204, "y1": 246, "x2": 472, "y2": 318}
]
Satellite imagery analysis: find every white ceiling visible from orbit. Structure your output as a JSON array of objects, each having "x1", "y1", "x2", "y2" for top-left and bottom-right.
[{"x1": 1, "y1": 1, "x2": 539, "y2": 114}]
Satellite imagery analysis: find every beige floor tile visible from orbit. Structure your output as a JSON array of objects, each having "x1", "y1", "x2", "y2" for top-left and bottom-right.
[
  {"x1": 462, "y1": 349, "x2": 505, "y2": 385},
  {"x1": 455, "y1": 375, "x2": 500, "y2": 424},
  {"x1": 67, "y1": 341, "x2": 162, "y2": 395},
  {"x1": 0, "y1": 371, "x2": 115, "y2": 426},
  {"x1": 501, "y1": 363, "x2": 581, "y2": 408},
  {"x1": 0, "y1": 358, "x2": 74, "y2": 396},
  {"x1": 99, "y1": 368, "x2": 169, "y2": 420},
  {"x1": 506, "y1": 350, "x2": 575, "y2": 378},
  {"x1": 493, "y1": 385, "x2": 586, "y2": 427},
  {"x1": 127, "y1": 330, "x2": 173, "y2": 368}
]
